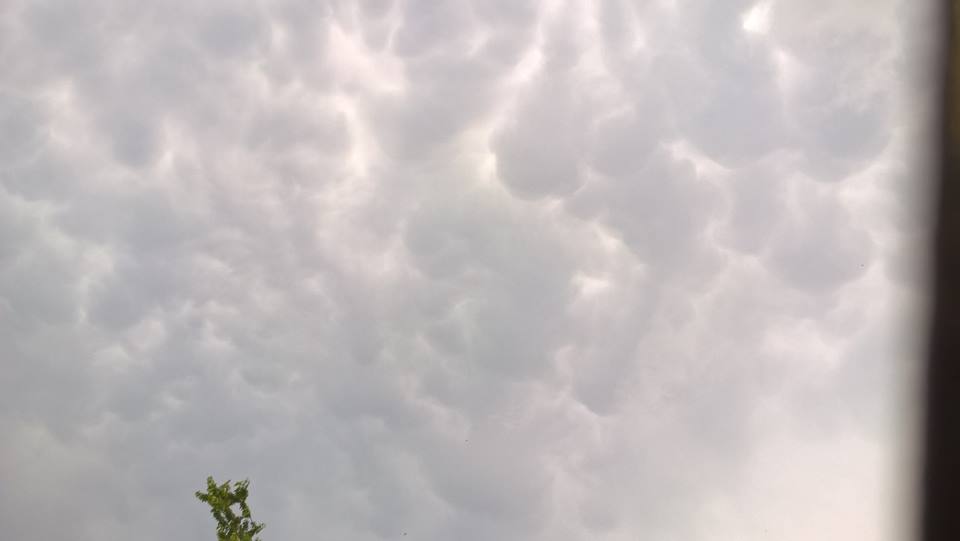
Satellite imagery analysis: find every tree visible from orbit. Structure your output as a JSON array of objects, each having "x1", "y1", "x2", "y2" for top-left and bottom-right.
[{"x1": 195, "y1": 476, "x2": 266, "y2": 541}]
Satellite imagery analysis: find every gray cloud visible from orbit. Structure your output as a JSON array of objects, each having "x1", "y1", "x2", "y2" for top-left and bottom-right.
[{"x1": 0, "y1": 1, "x2": 932, "y2": 540}]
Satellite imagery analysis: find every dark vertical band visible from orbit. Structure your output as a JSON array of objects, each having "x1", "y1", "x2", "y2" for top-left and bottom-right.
[{"x1": 923, "y1": 1, "x2": 960, "y2": 539}]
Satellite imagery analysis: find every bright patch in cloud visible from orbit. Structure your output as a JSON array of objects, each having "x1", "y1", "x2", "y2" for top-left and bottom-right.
[{"x1": 742, "y1": 2, "x2": 773, "y2": 35}]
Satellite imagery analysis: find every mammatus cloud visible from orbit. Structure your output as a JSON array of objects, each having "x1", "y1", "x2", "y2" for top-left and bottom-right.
[{"x1": 0, "y1": 0, "x2": 935, "y2": 540}]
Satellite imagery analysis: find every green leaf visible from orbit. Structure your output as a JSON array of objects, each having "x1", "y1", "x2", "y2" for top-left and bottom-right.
[{"x1": 196, "y1": 476, "x2": 265, "y2": 541}]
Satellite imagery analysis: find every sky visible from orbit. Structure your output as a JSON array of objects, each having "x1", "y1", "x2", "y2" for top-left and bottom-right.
[{"x1": 0, "y1": 1, "x2": 939, "y2": 540}]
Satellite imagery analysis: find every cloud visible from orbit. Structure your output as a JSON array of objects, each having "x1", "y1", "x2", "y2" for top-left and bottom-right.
[{"x1": 0, "y1": 1, "x2": 932, "y2": 540}]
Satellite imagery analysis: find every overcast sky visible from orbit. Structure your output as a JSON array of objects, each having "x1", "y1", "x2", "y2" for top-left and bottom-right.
[{"x1": 0, "y1": 1, "x2": 939, "y2": 540}]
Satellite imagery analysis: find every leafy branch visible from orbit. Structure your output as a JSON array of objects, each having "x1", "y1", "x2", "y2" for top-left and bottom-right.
[{"x1": 195, "y1": 476, "x2": 266, "y2": 541}]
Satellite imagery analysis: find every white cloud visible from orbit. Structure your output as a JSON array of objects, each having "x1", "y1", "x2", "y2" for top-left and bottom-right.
[
  {"x1": 742, "y1": 2, "x2": 772, "y2": 35},
  {"x1": 0, "y1": 0, "x2": 932, "y2": 540}
]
